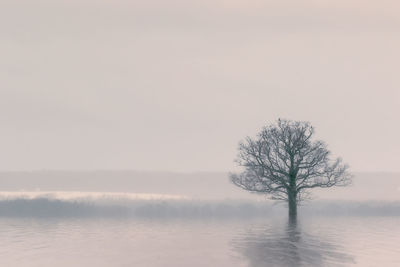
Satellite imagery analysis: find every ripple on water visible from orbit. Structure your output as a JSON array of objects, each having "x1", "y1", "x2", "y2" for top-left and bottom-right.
[{"x1": 0, "y1": 217, "x2": 399, "y2": 267}]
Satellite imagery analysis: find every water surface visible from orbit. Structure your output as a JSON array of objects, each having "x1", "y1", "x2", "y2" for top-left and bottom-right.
[{"x1": 0, "y1": 216, "x2": 399, "y2": 266}]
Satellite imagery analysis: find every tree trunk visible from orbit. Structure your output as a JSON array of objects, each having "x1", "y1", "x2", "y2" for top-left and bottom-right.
[
  {"x1": 288, "y1": 171, "x2": 298, "y2": 221},
  {"x1": 288, "y1": 192, "x2": 297, "y2": 221}
]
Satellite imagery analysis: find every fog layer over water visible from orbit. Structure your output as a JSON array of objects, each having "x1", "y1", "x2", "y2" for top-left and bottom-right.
[
  {"x1": 0, "y1": 195, "x2": 399, "y2": 218},
  {"x1": 0, "y1": 171, "x2": 399, "y2": 218},
  {"x1": 1, "y1": 171, "x2": 399, "y2": 201}
]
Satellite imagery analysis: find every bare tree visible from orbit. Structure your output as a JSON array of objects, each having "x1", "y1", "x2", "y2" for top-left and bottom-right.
[{"x1": 230, "y1": 119, "x2": 351, "y2": 220}]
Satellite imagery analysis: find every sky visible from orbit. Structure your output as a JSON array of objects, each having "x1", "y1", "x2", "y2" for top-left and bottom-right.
[{"x1": 0, "y1": 0, "x2": 399, "y2": 172}]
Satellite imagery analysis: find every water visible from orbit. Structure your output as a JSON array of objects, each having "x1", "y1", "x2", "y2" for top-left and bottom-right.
[{"x1": 0, "y1": 217, "x2": 399, "y2": 267}]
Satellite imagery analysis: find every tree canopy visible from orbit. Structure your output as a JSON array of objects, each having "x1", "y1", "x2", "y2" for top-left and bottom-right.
[{"x1": 230, "y1": 119, "x2": 352, "y2": 218}]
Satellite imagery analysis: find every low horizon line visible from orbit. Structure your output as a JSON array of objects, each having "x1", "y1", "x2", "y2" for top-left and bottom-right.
[{"x1": 0, "y1": 169, "x2": 399, "y2": 175}]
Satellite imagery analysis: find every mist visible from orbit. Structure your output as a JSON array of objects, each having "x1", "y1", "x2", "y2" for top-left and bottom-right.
[
  {"x1": 1, "y1": 0, "x2": 400, "y2": 173},
  {"x1": 0, "y1": 171, "x2": 398, "y2": 218},
  {"x1": 0, "y1": 170, "x2": 398, "y2": 200},
  {"x1": 2, "y1": 0, "x2": 400, "y2": 266}
]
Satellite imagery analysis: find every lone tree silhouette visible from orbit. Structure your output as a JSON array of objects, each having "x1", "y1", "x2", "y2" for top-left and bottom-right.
[{"x1": 230, "y1": 119, "x2": 351, "y2": 220}]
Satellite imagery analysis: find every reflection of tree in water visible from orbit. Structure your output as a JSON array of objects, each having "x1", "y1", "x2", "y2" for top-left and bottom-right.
[{"x1": 232, "y1": 219, "x2": 354, "y2": 267}]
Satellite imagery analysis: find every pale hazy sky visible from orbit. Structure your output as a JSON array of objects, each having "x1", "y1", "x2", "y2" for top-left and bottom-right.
[{"x1": 1, "y1": 0, "x2": 399, "y2": 172}]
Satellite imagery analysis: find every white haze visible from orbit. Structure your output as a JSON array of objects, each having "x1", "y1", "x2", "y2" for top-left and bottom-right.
[
  {"x1": 0, "y1": 171, "x2": 398, "y2": 201},
  {"x1": 1, "y1": 0, "x2": 400, "y2": 172}
]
